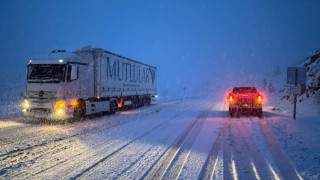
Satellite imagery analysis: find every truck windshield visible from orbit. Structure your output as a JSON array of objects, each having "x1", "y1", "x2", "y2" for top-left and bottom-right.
[{"x1": 27, "y1": 64, "x2": 66, "y2": 82}]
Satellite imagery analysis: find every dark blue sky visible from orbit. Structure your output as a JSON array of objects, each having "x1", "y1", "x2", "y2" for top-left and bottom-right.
[{"x1": 1, "y1": 0, "x2": 320, "y2": 96}]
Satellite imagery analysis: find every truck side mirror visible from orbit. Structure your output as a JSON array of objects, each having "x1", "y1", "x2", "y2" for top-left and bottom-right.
[{"x1": 70, "y1": 65, "x2": 78, "y2": 80}]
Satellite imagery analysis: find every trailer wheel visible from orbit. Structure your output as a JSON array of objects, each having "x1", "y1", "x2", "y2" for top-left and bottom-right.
[
  {"x1": 110, "y1": 100, "x2": 118, "y2": 114},
  {"x1": 74, "y1": 100, "x2": 86, "y2": 118},
  {"x1": 133, "y1": 96, "x2": 140, "y2": 108},
  {"x1": 138, "y1": 97, "x2": 143, "y2": 107},
  {"x1": 146, "y1": 96, "x2": 151, "y2": 105},
  {"x1": 143, "y1": 96, "x2": 151, "y2": 106}
]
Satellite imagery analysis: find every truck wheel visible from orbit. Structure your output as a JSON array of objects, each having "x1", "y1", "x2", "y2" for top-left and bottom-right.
[
  {"x1": 110, "y1": 100, "x2": 118, "y2": 114},
  {"x1": 74, "y1": 100, "x2": 86, "y2": 118}
]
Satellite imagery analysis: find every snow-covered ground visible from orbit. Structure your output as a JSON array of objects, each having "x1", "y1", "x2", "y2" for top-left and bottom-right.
[{"x1": 0, "y1": 95, "x2": 319, "y2": 179}]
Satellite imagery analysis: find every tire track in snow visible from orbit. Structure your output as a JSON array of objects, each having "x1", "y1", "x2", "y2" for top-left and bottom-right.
[
  {"x1": 1, "y1": 100, "x2": 179, "y2": 155},
  {"x1": 10, "y1": 136, "x2": 124, "y2": 179},
  {"x1": 222, "y1": 119, "x2": 233, "y2": 180},
  {"x1": 0, "y1": 100, "x2": 180, "y2": 159},
  {"x1": 0, "y1": 125, "x2": 60, "y2": 154},
  {"x1": 116, "y1": 105, "x2": 214, "y2": 179},
  {"x1": 239, "y1": 118, "x2": 272, "y2": 178},
  {"x1": 259, "y1": 119, "x2": 301, "y2": 180},
  {"x1": 200, "y1": 115, "x2": 273, "y2": 180},
  {"x1": 0, "y1": 100, "x2": 187, "y2": 178},
  {"x1": 70, "y1": 106, "x2": 198, "y2": 180},
  {"x1": 0, "y1": 119, "x2": 123, "y2": 159},
  {"x1": 161, "y1": 110, "x2": 207, "y2": 179},
  {"x1": 0, "y1": 138, "x2": 76, "y2": 172},
  {"x1": 198, "y1": 118, "x2": 228, "y2": 180},
  {"x1": 141, "y1": 106, "x2": 212, "y2": 180},
  {"x1": 0, "y1": 118, "x2": 130, "y2": 172},
  {"x1": 233, "y1": 119, "x2": 273, "y2": 179},
  {"x1": 223, "y1": 118, "x2": 261, "y2": 180}
]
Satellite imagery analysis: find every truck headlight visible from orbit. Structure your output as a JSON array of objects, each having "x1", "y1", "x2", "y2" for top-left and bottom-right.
[
  {"x1": 54, "y1": 100, "x2": 67, "y2": 109},
  {"x1": 22, "y1": 100, "x2": 30, "y2": 108}
]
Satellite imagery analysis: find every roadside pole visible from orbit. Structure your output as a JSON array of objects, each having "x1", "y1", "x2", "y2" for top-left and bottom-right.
[
  {"x1": 293, "y1": 95, "x2": 297, "y2": 119},
  {"x1": 293, "y1": 68, "x2": 298, "y2": 119},
  {"x1": 287, "y1": 67, "x2": 306, "y2": 120}
]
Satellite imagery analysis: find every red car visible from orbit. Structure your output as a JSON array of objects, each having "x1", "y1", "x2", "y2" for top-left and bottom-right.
[{"x1": 227, "y1": 87, "x2": 263, "y2": 117}]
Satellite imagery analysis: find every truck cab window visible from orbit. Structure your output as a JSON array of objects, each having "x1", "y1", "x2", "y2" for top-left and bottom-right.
[
  {"x1": 67, "y1": 65, "x2": 79, "y2": 82},
  {"x1": 27, "y1": 64, "x2": 66, "y2": 82}
]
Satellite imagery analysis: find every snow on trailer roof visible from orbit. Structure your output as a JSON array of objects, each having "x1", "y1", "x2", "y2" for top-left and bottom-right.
[
  {"x1": 74, "y1": 46, "x2": 157, "y2": 69},
  {"x1": 29, "y1": 46, "x2": 156, "y2": 68},
  {"x1": 29, "y1": 59, "x2": 67, "y2": 64}
]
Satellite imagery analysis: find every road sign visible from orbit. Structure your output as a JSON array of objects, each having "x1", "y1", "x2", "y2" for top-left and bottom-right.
[
  {"x1": 287, "y1": 67, "x2": 306, "y2": 120},
  {"x1": 289, "y1": 85, "x2": 301, "y2": 95},
  {"x1": 287, "y1": 67, "x2": 306, "y2": 84}
]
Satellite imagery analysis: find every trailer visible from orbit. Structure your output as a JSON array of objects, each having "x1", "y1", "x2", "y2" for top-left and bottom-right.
[{"x1": 22, "y1": 46, "x2": 157, "y2": 119}]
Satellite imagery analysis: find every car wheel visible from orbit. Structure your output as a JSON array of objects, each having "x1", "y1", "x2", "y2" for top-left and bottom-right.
[{"x1": 229, "y1": 108, "x2": 236, "y2": 118}]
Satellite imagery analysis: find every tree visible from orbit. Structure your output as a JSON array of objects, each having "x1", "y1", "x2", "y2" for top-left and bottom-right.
[
  {"x1": 262, "y1": 78, "x2": 267, "y2": 90},
  {"x1": 268, "y1": 82, "x2": 275, "y2": 93}
]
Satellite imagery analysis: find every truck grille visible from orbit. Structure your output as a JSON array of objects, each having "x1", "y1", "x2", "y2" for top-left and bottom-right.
[
  {"x1": 28, "y1": 91, "x2": 56, "y2": 98},
  {"x1": 31, "y1": 108, "x2": 52, "y2": 113}
]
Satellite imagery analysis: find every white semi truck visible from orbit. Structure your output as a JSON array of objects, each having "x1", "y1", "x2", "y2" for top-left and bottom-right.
[{"x1": 22, "y1": 46, "x2": 157, "y2": 119}]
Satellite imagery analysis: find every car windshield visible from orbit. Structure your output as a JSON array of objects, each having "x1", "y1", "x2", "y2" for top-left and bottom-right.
[{"x1": 27, "y1": 64, "x2": 66, "y2": 82}]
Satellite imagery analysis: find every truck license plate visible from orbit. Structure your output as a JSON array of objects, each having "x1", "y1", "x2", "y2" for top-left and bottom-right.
[{"x1": 33, "y1": 110, "x2": 47, "y2": 118}]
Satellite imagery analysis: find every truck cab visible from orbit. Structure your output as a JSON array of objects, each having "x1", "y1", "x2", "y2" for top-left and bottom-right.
[{"x1": 22, "y1": 52, "x2": 91, "y2": 119}]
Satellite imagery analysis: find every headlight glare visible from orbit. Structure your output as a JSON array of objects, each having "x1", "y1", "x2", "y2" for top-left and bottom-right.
[
  {"x1": 54, "y1": 100, "x2": 66, "y2": 109},
  {"x1": 22, "y1": 100, "x2": 30, "y2": 108}
]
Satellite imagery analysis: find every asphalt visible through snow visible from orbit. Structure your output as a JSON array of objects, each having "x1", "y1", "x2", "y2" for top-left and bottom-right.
[{"x1": 0, "y1": 97, "x2": 318, "y2": 179}]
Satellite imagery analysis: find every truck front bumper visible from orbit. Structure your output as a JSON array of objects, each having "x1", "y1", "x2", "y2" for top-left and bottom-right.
[{"x1": 23, "y1": 108, "x2": 73, "y2": 120}]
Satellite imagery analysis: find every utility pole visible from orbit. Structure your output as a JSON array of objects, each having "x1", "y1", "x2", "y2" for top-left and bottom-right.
[{"x1": 293, "y1": 69, "x2": 298, "y2": 119}]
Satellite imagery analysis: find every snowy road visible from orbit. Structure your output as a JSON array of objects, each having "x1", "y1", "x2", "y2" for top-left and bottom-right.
[{"x1": 0, "y1": 97, "x2": 319, "y2": 179}]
